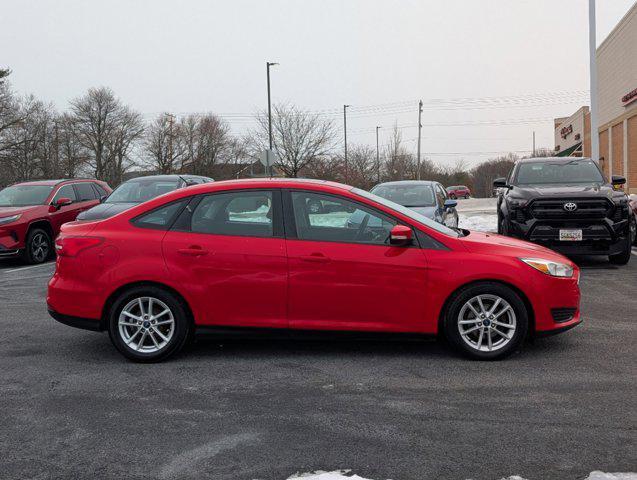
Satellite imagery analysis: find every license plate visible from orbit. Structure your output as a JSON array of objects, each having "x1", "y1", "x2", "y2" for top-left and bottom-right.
[{"x1": 559, "y1": 229, "x2": 582, "y2": 241}]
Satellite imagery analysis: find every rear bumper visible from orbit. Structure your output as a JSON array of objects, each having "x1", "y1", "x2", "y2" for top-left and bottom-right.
[{"x1": 48, "y1": 307, "x2": 102, "y2": 331}]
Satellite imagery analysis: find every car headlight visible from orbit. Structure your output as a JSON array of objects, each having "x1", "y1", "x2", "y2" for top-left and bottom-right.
[
  {"x1": 520, "y1": 258, "x2": 574, "y2": 278},
  {"x1": 507, "y1": 198, "x2": 527, "y2": 208},
  {"x1": 0, "y1": 214, "x2": 21, "y2": 225}
]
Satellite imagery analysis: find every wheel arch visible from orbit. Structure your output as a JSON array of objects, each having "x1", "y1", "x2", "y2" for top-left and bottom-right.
[
  {"x1": 26, "y1": 219, "x2": 54, "y2": 242},
  {"x1": 100, "y1": 280, "x2": 195, "y2": 331},
  {"x1": 437, "y1": 278, "x2": 535, "y2": 336}
]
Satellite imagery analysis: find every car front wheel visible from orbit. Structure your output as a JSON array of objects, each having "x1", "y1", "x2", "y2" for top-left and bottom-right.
[
  {"x1": 23, "y1": 228, "x2": 52, "y2": 264},
  {"x1": 443, "y1": 282, "x2": 528, "y2": 360},
  {"x1": 108, "y1": 286, "x2": 191, "y2": 362}
]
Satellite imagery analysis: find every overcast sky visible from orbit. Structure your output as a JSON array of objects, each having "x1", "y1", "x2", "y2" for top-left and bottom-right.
[{"x1": 2, "y1": 0, "x2": 635, "y2": 167}]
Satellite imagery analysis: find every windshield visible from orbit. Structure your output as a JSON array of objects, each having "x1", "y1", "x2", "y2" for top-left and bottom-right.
[
  {"x1": 371, "y1": 184, "x2": 436, "y2": 207},
  {"x1": 106, "y1": 179, "x2": 181, "y2": 204},
  {"x1": 0, "y1": 185, "x2": 54, "y2": 207},
  {"x1": 515, "y1": 160, "x2": 604, "y2": 185},
  {"x1": 353, "y1": 188, "x2": 459, "y2": 237}
]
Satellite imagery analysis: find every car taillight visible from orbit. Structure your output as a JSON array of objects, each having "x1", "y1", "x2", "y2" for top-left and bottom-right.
[{"x1": 55, "y1": 236, "x2": 104, "y2": 257}]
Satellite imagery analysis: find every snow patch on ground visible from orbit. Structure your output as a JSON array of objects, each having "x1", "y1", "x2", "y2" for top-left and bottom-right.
[
  {"x1": 283, "y1": 471, "x2": 637, "y2": 480},
  {"x1": 458, "y1": 213, "x2": 498, "y2": 233}
]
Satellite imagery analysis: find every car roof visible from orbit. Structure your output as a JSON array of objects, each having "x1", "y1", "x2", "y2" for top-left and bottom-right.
[
  {"x1": 123, "y1": 174, "x2": 185, "y2": 182},
  {"x1": 517, "y1": 157, "x2": 593, "y2": 164},
  {"x1": 11, "y1": 178, "x2": 97, "y2": 187},
  {"x1": 373, "y1": 180, "x2": 436, "y2": 188}
]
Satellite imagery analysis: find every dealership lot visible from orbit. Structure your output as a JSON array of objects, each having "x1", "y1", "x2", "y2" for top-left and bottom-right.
[{"x1": 0, "y1": 253, "x2": 636, "y2": 480}]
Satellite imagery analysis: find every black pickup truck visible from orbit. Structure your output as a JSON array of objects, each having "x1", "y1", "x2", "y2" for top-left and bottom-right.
[{"x1": 494, "y1": 157, "x2": 636, "y2": 265}]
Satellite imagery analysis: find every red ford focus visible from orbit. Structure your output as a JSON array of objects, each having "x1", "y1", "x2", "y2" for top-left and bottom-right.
[{"x1": 47, "y1": 179, "x2": 581, "y2": 362}]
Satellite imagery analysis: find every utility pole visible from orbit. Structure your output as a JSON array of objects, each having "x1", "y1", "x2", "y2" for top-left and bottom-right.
[
  {"x1": 533, "y1": 131, "x2": 536, "y2": 157},
  {"x1": 267, "y1": 61, "x2": 278, "y2": 177},
  {"x1": 588, "y1": 0, "x2": 599, "y2": 163},
  {"x1": 376, "y1": 126, "x2": 382, "y2": 183},
  {"x1": 166, "y1": 113, "x2": 175, "y2": 173},
  {"x1": 416, "y1": 100, "x2": 423, "y2": 180},
  {"x1": 343, "y1": 104, "x2": 350, "y2": 183}
]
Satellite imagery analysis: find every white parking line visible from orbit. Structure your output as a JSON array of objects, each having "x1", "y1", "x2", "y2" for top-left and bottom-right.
[
  {"x1": 3, "y1": 262, "x2": 54, "y2": 274},
  {"x1": 632, "y1": 248, "x2": 637, "y2": 256}
]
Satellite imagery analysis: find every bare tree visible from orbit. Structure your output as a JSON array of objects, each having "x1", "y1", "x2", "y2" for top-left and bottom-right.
[
  {"x1": 383, "y1": 124, "x2": 415, "y2": 181},
  {"x1": 56, "y1": 113, "x2": 89, "y2": 178},
  {"x1": 144, "y1": 114, "x2": 184, "y2": 174},
  {"x1": 70, "y1": 87, "x2": 143, "y2": 185},
  {"x1": 247, "y1": 103, "x2": 336, "y2": 177},
  {"x1": 347, "y1": 145, "x2": 377, "y2": 189},
  {"x1": 178, "y1": 113, "x2": 232, "y2": 177},
  {"x1": 471, "y1": 154, "x2": 517, "y2": 197}
]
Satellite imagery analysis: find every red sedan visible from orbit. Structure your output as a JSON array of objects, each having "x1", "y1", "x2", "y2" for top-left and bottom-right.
[
  {"x1": 47, "y1": 179, "x2": 581, "y2": 362},
  {"x1": 0, "y1": 179, "x2": 111, "y2": 264}
]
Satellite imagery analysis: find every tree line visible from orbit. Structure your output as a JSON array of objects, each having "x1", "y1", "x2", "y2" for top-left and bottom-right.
[{"x1": 0, "y1": 69, "x2": 517, "y2": 196}]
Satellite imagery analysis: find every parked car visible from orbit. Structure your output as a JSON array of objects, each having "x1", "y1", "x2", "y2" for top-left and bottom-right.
[
  {"x1": 446, "y1": 185, "x2": 471, "y2": 199},
  {"x1": 369, "y1": 180, "x2": 458, "y2": 228},
  {"x1": 0, "y1": 179, "x2": 111, "y2": 264},
  {"x1": 494, "y1": 157, "x2": 635, "y2": 264},
  {"x1": 48, "y1": 178, "x2": 581, "y2": 362},
  {"x1": 76, "y1": 174, "x2": 213, "y2": 221}
]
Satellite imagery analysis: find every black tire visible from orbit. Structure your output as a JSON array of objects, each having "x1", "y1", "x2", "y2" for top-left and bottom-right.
[
  {"x1": 609, "y1": 236, "x2": 632, "y2": 265},
  {"x1": 498, "y1": 217, "x2": 509, "y2": 236},
  {"x1": 108, "y1": 286, "x2": 191, "y2": 362},
  {"x1": 443, "y1": 282, "x2": 528, "y2": 360},
  {"x1": 23, "y1": 227, "x2": 52, "y2": 265}
]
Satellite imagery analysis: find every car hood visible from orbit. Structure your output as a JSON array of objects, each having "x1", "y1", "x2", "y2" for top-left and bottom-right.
[
  {"x1": 460, "y1": 230, "x2": 570, "y2": 262},
  {"x1": 509, "y1": 183, "x2": 621, "y2": 201},
  {"x1": 0, "y1": 205, "x2": 40, "y2": 217},
  {"x1": 409, "y1": 206, "x2": 437, "y2": 218},
  {"x1": 76, "y1": 202, "x2": 138, "y2": 221}
]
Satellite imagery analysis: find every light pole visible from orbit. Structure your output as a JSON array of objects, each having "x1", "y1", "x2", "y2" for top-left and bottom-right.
[
  {"x1": 588, "y1": 0, "x2": 599, "y2": 163},
  {"x1": 416, "y1": 100, "x2": 423, "y2": 180},
  {"x1": 343, "y1": 104, "x2": 350, "y2": 183},
  {"x1": 266, "y1": 61, "x2": 278, "y2": 176},
  {"x1": 376, "y1": 126, "x2": 382, "y2": 183}
]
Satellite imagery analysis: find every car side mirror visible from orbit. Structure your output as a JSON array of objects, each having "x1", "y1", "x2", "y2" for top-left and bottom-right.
[
  {"x1": 52, "y1": 197, "x2": 72, "y2": 210},
  {"x1": 444, "y1": 199, "x2": 458, "y2": 210},
  {"x1": 611, "y1": 175, "x2": 626, "y2": 186},
  {"x1": 389, "y1": 225, "x2": 413, "y2": 246},
  {"x1": 493, "y1": 178, "x2": 508, "y2": 188}
]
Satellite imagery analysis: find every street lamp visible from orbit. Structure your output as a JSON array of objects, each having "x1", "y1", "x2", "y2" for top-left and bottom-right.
[
  {"x1": 376, "y1": 126, "x2": 382, "y2": 183},
  {"x1": 343, "y1": 104, "x2": 350, "y2": 183}
]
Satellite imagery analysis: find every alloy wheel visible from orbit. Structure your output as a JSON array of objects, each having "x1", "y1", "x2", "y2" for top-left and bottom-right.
[
  {"x1": 118, "y1": 296, "x2": 175, "y2": 353},
  {"x1": 31, "y1": 233, "x2": 49, "y2": 263},
  {"x1": 457, "y1": 294, "x2": 516, "y2": 352}
]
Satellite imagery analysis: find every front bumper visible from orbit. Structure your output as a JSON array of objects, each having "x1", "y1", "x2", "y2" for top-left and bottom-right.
[{"x1": 507, "y1": 216, "x2": 630, "y2": 255}]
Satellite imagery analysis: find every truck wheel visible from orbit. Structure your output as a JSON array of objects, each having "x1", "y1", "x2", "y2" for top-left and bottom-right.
[{"x1": 609, "y1": 237, "x2": 632, "y2": 265}]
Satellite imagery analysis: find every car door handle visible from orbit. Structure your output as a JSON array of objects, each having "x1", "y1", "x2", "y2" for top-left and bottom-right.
[
  {"x1": 177, "y1": 246, "x2": 209, "y2": 257},
  {"x1": 299, "y1": 253, "x2": 330, "y2": 263}
]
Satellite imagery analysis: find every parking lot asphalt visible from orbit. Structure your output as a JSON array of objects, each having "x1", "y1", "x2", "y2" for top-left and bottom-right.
[{"x1": 0, "y1": 252, "x2": 636, "y2": 480}]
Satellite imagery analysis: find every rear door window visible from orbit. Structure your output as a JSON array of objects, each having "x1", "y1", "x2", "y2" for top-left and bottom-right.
[{"x1": 189, "y1": 191, "x2": 276, "y2": 238}]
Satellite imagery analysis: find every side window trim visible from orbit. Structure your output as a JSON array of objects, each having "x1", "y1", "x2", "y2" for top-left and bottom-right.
[{"x1": 170, "y1": 189, "x2": 284, "y2": 238}]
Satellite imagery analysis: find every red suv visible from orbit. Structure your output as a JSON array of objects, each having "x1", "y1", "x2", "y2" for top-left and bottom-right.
[
  {"x1": 48, "y1": 179, "x2": 581, "y2": 362},
  {"x1": 446, "y1": 185, "x2": 471, "y2": 199},
  {"x1": 0, "y1": 179, "x2": 111, "y2": 264}
]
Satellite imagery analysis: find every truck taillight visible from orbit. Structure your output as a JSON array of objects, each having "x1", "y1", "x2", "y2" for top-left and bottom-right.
[{"x1": 55, "y1": 236, "x2": 103, "y2": 257}]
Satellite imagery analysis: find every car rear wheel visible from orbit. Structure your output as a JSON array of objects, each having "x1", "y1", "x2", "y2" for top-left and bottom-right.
[
  {"x1": 443, "y1": 282, "x2": 528, "y2": 360},
  {"x1": 23, "y1": 228, "x2": 51, "y2": 264},
  {"x1": 108, "y1": 286, "x2": 191, "y2": 362}
]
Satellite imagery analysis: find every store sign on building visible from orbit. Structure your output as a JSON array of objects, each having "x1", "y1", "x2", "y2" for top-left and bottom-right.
[
  {"x1": 560, "y1": 124, "x2": 573, "y2": 139},
  {"x1": 622, "y1": 87, "x2": 637, "y2": 107}
]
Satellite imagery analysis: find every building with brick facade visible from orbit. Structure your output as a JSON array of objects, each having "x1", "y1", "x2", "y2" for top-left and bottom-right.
[{"x1": 554, "y1": 1, "x2": 637, "y2": 194}]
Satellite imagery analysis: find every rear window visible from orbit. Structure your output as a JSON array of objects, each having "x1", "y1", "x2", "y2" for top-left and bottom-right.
[
  {"x1": 75, "y1": 182, "x2": 97, "y2": 201},
  {"x1": 132, "y1": 199, "x2": 189, "y2": 230}
]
